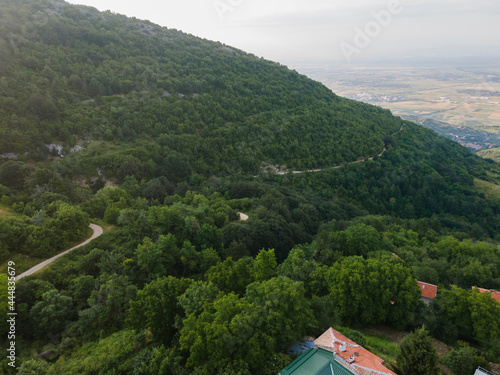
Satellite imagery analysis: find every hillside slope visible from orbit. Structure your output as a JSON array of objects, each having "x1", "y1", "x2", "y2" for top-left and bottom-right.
[
  {"x1": 0, "y1": 0, "x2": 496, "y2": 228},
  {"x1": 478, "y1": 148, "x2": 500, "y2": 163},
  {"x1": 0, "y1": 0, "x2": 499, "y2": 235},
  {"x1": 0, "y1": 0, "x2": 402, "y2": 176},
  {"x1": 2, "y1": 1, "x2": 500, "y2": 374}
]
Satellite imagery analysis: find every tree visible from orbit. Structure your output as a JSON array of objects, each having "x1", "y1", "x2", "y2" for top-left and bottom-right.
[
  {"x1": 396, "y1": 327, "x2": 439, "y2": 375},
  {"x1": 442, "y1": 345, "x2": 490, "y2": 375},
  {"x1": 178, "y1": 280, "x2": 220, "y2": 317},
  {"x1": 253, "y1": 248, "x2": 277, "y2": 281},
  {"x1": 78, "y1": 274, "x2": 137, "y2": 335},
  {"x1": 277, "y1": 246, "x2": 322, "y2": 295},
  {"x1": 469, "y1": 288, "x2": 500, "y2": 345},
  {"x1": 207, "y1": 256, "x2": 255, "y2": 295},
  {"x1": 163, "y1": 153, "x2": 191, "y2": 183},
  {"x1": 431, "y1": 286, "x2": 473, "y2": 343},
  {"x1": 137, "y1": 346, "x2": 190, "y2": 375},
  {"x1": 17, "y1": 359, "x2": 49, "y2": 375},
  {"x1": 69, "y1": 275, "x2": 96, "y2": 307},
  {"x1": 128, "y1": 276, "x2": 193, "y2": 345},
  {"x1": 344, "y1": 223, "x2": 382, "y2": 256},
  {"x1": 30, "y1": 290, "x2": 74, "y2": 338},
  {"x1": 122, "y1": 175, "x2": 142, "y2": 197},
  {"x1": 135, "y1": 236, "x2": 177, "y2": 283},
  {"x1": 179, "y1": 293, "x2": 277, "y2": 375},
  {"x1": 246, "y1": 276, "x2": 315, "y2": 347},
  {"x1": 179, "y1": 240, "x2": 199, "y2": 276},
  {"x1": 143, "y1": 177, "x2": 166, "y2": 201},
  {"x1": 199, "y1": 247, "x2": 221, "y2": 273},
  {"x1": 325, "y1": 223, "x2": 383, "y2": 258},
  {"x1": 327, "y1": 257, "x2": 420, "y2": 327},
  {"x1": 193, "y1": 223, "x2": 222, "y2": 251},
  {"x1": 16, "y1": 279, "x2": 55, "y2": 309},
  {"x1": 0, "y1": 274, "x2": 8, "y2": 336},
  {"x1": 52, "y1": 202, "x2": 89, "y2": 243},
  {"x1": 0, "y1": 161, "x2": 33, "y2": 190}
]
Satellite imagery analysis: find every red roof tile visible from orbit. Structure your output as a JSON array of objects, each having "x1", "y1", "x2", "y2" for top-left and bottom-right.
[
  {"x1": 314, "y1": 328, "x2": 397, "y2": 375},
  {"x1": 416, "y1": 281, "x2": 438, "y2": 299},
  {"x1": 473, "y1": 287, "x2": 500, "y2": 303}
]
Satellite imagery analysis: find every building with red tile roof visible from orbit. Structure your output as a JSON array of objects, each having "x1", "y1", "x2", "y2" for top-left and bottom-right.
[
  {"x1": 473, "y1": 287, "x2": 500, "y2": 303},
  {"x1": 279, "y1": 347, "x2": 356, "y2": 375},
  {"x1": 314, "y1": 328, "x2": 397, "y2": 375},
  {"x1": 416, "y1": 281, "x2": 438, "y2": 302}
]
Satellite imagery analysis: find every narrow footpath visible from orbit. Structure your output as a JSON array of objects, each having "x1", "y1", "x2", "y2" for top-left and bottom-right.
[{"x1": 14, "y1": 223, "x2": 103, "y2": 281}]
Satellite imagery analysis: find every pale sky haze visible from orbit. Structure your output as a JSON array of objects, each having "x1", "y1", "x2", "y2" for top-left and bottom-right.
[{"x1": 64, "y1": 0, "x2": 500, "y2": 67}]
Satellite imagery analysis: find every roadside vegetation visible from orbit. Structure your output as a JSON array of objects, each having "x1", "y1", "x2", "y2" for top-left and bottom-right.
[{"x1": 0, "y1": 0, "x2": 499, "y2": 374}]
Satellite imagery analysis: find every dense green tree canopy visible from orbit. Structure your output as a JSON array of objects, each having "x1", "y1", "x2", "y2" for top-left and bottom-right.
[
  {"x1": 396, "y1": 327, "x2": 440, "y2": 375},
  {"x1": 1, "y1": 0, "x2": 500, "y2": 373},
  {"x1": 30, "y1": 289, "x2": 74, "y2": 338},
  {"x1": 327, "y1": 257, "x2": 420, "y2": 327},
  {"x1": 128, "y1": 276, "x2": 193, "y2": 345}
]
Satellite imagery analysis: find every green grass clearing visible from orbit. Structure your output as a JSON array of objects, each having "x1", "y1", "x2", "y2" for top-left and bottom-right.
[
  {"x1": 478, "y1": 148, "x2": 500, "y2": 163},
  {"x1": 0, "y1": 253, "x2": 45, "y2": 275},
  {"x1": 359, "y1": 329, "x2": 400, "y2": 364},
  {"x1": 0, "y1": 204, "x2": 21, "y2": 219},
  {"x1": 474, "y1": 178, "x2": 500, "y2": 201}
]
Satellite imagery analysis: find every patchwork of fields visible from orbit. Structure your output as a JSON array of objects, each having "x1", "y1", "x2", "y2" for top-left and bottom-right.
[{"x1": 297, "y1": 63, "x2": 500, "y2": 151}]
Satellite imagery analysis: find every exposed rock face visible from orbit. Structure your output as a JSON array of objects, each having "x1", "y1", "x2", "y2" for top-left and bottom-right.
[
  {"x1": 39, "y1": 350, "x2": 58, "y2": 361},
  {"x1": 0, "y1": 153, "x2": 19, "y2": 159},
  {"x1": 46, "y1": 144, "x2": 64, "y2": 157}
]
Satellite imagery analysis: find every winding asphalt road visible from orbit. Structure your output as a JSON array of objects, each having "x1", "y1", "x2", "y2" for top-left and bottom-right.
[{"x1": 14, "y1": 223, "x2": 103, "y2": 281}]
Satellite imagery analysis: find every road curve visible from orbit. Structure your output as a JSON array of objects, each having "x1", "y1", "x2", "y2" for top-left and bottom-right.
[
  {"x1": 273, "y1": 125, "x2": 405, "y2": 175},
  {"x1": 14, "y1": 223, "x2": 103, "y2": 281}
]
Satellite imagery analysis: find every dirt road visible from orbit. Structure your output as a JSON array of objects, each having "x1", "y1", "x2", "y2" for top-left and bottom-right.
[
  {"x1": 14, "y1": 223, "x2": 103, "y2": 281},
  {"x1": 272, "y1": 125, "x2": 404, "y2": 175}
]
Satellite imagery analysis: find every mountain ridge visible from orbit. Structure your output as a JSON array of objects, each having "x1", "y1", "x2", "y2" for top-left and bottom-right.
[
  {"x1": 1, "y1": 0, "x2": 402, "y2": 177},
  {"x1": 1, "y1": 1, "x2": 500, "y2": 374}
]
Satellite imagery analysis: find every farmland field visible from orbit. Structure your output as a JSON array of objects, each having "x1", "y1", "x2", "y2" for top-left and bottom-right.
[{"x1": 296, "y1": 62, "x2": 500, "y2": 151}]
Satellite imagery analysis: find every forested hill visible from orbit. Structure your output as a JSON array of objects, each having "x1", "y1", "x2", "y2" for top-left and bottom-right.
[
  {"x1": 0, "y1": 0, "x2": 402, "y2": 174},
  {"x1": 3, "y1": 1, "x2": 500, "y2": 374},
  {"x1": 0, "y1": 0, "x2": 499, "y2": 235}
]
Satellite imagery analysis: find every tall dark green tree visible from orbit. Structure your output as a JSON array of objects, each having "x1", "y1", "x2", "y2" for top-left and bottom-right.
[
  {"x1": 442, "y1": 346, "x2": 491, "y2": 375},
  {"x1": 396, "y1": 327, "x2": 440, "y2": 375},
  {"x1": 327, "y1": 257, "x2": 420, "y2": 327},
  {"x1": 128, "y1": 276, "x2": 193, "y2": 345},
  {"x1": 30, "y1": 290, "x2": 74, "y2": 338}
]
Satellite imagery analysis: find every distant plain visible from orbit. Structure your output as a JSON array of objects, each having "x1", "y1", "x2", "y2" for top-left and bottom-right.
[{"x1": 298, "y1": 63, "x2": 500, "y2": 133}]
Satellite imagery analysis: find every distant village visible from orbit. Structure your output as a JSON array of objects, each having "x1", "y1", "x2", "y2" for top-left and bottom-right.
[{"x1": 347, "y1": 92, "x2": 409, "y2": 103}]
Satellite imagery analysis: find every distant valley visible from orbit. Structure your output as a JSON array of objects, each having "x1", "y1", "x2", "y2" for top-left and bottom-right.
[
  {"x1": 1, "y1": 1, "x2": 500, "y2": 374},
  {"x1": 296, "y1": 63, "x2": 500, "y2": 153}
]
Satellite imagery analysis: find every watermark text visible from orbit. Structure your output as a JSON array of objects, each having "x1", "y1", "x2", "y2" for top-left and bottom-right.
[
  {"x1": 6, "y1": 261, "x2": 16, "y2": 368},
  {"x1": 341, "y1": 0, "x2": 407, "y2": 62},
  {"x1": 213, "y1": 0, "x2": 244, "y2": 21}
]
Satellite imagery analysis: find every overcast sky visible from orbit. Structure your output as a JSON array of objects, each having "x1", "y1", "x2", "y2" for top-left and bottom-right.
[{"x1": 65, "y1": 0, "x2": 500, "y2": 68}]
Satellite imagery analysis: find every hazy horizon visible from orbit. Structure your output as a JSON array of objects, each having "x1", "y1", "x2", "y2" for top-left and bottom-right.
[{"x1": 64, "y1": 0, "x2": 500, "y2": 69}]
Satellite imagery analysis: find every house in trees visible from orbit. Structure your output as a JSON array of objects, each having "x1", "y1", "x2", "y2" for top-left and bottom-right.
[
  {"x1": 416, "y1": 280, "x2": 438, "y2": 304},
  {"x1": 286, "y1": 338, "x2": 316, "y2": 355},
  {"x1": 278, "y1": 347, "x2": 356, "y2": 375},
  {"x1": 279, "y1": 327, "x2": 399, "y2": 375},
  {"x1": 314, "y1": 328, "x2": 397, "y2": 375},
  {"x1": 472, "y1": 287, "x2": 500, "y2": 303},
  {"x1": 474, "y1": 366, "x2": 499, "y2": 375}
]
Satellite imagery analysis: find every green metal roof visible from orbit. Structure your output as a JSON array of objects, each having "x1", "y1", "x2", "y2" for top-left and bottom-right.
[{"x1": 279, "y1": 348, "x2": 356, "y2": 375}]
